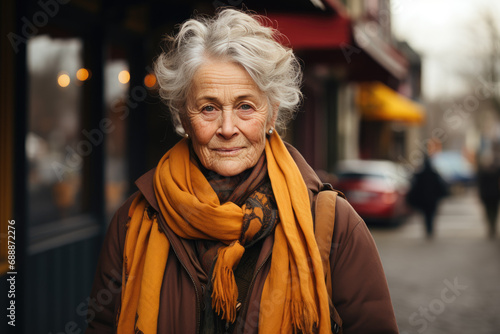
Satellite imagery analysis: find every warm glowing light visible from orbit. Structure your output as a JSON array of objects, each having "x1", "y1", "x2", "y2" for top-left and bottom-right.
[
  {"x1": 57, "y1": 73, "x2": 70, "y2": 87},
  {"x1": 76, "y1": 68, "x2": 90, "y2": 81},
  {"x1": 144, "y1": 73, "x2": 157, "y2": 88},
  {"x1": 118, "y1": 70, "x2": 130, "y2": 84}
]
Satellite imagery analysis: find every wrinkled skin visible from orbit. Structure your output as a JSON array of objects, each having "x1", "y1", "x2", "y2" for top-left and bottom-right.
[{"x1": 183, "y1": 60, "x2": 277, "y2": 177}]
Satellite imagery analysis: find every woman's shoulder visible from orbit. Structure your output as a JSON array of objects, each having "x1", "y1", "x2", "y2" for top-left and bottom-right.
[
  {"x1": 313, "y1": 188, "x2": 372, "y2": 259},
  {"x1": 114, "y1": 191, "x2": 141, "y2": 221},
  {"x1": 335, "y1": 194, "x2": 362, "y2": 220},
  {"x1": 315, "y1": 191, "x2": 364, "y2": 238},
  {"x1": 334, "y1": 195, "x2": 367, "y2": 240},
  {"x1": 108, "y1": 191, "x2": 142, "y2": 244}
]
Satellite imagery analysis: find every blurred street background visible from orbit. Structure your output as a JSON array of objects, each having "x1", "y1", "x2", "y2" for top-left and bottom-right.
[
  {"x1": 371, "y1": 188, "x2": 500, "y2": 334},
  {"x1": 1, "y1": 0, "x2": 500, "y2": 333}
]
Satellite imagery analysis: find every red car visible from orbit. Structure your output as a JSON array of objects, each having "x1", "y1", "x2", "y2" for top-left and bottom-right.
[{"x1": 333, "y1": 160, "x2": 411, "y2": 224}]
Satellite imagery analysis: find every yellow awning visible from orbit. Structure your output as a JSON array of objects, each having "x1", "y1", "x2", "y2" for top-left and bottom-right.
[{"x1": 357, "y1": 82, "x2": 425, "y2": 124}]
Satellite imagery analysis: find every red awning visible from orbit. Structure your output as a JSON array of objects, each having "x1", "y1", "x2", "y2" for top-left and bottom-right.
[
  {"x1": 265, "y1": 13, "x2": 351, "y2": 49},
  {"x1": 264, "y1": 13, "x2": 408, "y2": 81}
]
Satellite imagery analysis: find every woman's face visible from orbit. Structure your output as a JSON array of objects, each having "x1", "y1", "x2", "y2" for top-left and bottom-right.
[{"x1": 183, "y1": 60, "x2": 276, "y2": 177}]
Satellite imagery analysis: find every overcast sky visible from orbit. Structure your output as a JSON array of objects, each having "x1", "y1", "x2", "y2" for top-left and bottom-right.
[{"x1": 391, "y1": 0, "x2": 500, "y2": 101}]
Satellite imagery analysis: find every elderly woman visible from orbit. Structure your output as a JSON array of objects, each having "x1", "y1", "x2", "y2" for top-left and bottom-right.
[{"x1": 86, "y1": 9, "x2": 398, "y2": 334}]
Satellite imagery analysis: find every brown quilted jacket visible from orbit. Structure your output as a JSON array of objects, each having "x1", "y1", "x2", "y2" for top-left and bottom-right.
[{"x1": 85, "y1": 143, "x2": 399, "y2": 334}]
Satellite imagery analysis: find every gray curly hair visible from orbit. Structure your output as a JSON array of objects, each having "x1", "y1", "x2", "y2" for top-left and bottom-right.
[{"x1": 153, "y1": 8, "x2": 303, "y2": 136}]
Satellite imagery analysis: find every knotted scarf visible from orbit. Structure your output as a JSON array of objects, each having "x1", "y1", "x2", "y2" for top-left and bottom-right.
[{"x1": 117, "y1": 133, "x2": 331, "y2": 333}]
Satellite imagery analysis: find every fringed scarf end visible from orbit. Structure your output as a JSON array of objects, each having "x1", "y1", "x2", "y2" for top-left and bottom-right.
[
  {"x1": 291, "y1": 300, "x2": 319, "y2": 334},
  {"x1": 211, "y1": 241, "x2": 245, "y2": 323}
]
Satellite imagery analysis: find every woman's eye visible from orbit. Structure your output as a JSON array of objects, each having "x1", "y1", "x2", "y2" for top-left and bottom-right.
[
  {"x1": 239, "y1": 104, "x2": 253, "y2": 111},
  {"x1": 202, "y1": 105, "x2": 215, "y2": 112}
]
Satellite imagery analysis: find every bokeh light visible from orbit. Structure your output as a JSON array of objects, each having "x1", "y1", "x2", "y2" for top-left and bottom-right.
[
  {"x1": 57, "y1": 73, "x2": 71, "y2": 87},
  {"x1": 118, "y1": 70, "x2": 130, "y2": 84},
  {"x1": 144, "y1": 73, "x2": 157, "y2": 88},
  {"x1": 76, "y1": 68, "x2": 90, "y2": 81}
]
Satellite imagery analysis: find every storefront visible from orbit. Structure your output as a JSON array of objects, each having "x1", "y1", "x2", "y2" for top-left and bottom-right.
[
  {"x1": 264, "y1": 7, "x2": 415, "y2": 171},
  {"x1": 357, "y1": 81, "x2": 425, "y2": 160}
]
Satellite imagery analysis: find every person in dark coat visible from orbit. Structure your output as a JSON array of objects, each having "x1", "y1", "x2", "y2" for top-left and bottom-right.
[
  {"x1": 407, "y1": 155, "x2": 449, "y2": 238},
  {"x1": 477, "y1": 162, "x2": 500, "y2": 238}
]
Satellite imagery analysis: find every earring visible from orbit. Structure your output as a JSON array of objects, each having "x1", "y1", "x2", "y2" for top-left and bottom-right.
[
  {"x1": 268, "y1": 128, "x2": 274, "y2": 135},
  {"x1": 184, "y1": 133, "x2": 189, "y2": 138}
]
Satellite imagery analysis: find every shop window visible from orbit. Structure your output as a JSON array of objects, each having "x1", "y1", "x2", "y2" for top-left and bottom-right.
[
  {"x1": 104, "y1": 58, "x2": 130, "y2": 222},
  {"x1": 27, "y1": 35, "x2": 86, "y2": 226}
]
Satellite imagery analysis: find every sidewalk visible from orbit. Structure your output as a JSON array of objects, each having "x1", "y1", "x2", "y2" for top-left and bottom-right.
[{"x1": 370, "y1": 189, "x2": 500, "y2": 334}]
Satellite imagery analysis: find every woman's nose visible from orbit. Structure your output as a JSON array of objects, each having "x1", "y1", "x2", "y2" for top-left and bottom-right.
[{"x1": 218, "y1": 110, "x2": 238, "y2": 139}]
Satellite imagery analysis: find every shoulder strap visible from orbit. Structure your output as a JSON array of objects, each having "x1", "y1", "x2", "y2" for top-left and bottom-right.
[
  {"x1": 314, "y1": 188, "x2": 343, "y2": 334},
  {"x1": 314, "y1": 190, "x2": 337, "y2": 296}
]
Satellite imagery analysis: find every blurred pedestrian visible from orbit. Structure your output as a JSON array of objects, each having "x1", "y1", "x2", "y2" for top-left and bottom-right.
[
  {"x1": 406, "y1": 155, "x2": 449, "y2": 238},
  {"x1": 477, "y1": 153, "x2": 500, "y2": 239}
]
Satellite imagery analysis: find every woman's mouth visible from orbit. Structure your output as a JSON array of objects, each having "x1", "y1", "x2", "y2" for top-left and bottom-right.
[{"x1": 213, "y1": 147, "x2": 243, "y2": 156}]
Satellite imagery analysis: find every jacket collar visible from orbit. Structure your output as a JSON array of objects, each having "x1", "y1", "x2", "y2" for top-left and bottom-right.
[{"x1": 135, "y1": 167, "x2": 161, "y2": 212}]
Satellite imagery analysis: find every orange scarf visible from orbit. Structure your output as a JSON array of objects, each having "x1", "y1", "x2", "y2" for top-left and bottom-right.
[{"x1": 117, "y1": 133, "x2": 331, "y2": 333}]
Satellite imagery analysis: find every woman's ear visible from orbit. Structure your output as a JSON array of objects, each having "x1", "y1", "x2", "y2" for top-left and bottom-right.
[
  {"x1": 270, "y1": 103, "x2": 279, "y2": 128},
  {"x1": 180, "y1": 114, "x2": 191, "y2": 138}
]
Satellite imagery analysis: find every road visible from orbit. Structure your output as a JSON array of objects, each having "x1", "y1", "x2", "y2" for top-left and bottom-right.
[{"x1": 370, "y1": 188, "x2": 500, "y2": 334}]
